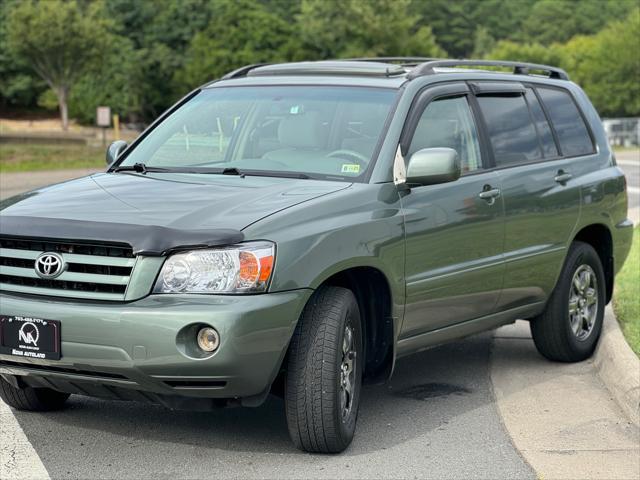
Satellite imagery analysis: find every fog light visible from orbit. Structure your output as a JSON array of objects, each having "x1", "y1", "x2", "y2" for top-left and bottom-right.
[{"x1": 196, "y1": 327, "x2": 220, "y2": 353}]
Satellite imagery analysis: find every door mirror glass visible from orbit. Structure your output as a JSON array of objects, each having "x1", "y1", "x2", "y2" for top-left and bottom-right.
[
  {"x1": 106, "y1": 140, "x2": 128, "y2": 165},
  {"x1": 406, "y1": 147, "x2": 461, "y2": 186}
]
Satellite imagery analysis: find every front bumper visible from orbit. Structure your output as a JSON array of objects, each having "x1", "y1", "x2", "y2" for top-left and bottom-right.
[{"x1": 0, "y1": 290, "x2": 312, "y2": 407}]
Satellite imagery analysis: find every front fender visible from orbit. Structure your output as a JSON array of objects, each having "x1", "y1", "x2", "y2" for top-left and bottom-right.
[{"x1": 242, "y1": 182, "x2": 406, "y2": 332}]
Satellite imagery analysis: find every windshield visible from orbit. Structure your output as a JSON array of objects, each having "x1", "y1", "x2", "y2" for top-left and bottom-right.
[{"x1": 119, "y1": 86, "x2": 397, "y2": 180}]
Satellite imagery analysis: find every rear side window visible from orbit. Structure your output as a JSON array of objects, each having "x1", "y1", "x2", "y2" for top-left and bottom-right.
[
  {"x1": 537, "y1": 87, "x2": 594, "y2": 157},
  {"x1": 525, "y1": 89, "x2": 558, "y2": 158},
  {"x1": 476, "y1": 95, "x2": 542, "y2": 166}
]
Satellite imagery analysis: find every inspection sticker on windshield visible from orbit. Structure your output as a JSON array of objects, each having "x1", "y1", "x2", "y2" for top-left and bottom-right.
[{"x1": 341, "y1": 164, "x2": 360, "y2": 174}]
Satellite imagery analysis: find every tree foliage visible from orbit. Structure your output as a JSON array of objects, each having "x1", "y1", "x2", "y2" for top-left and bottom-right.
[
  {"x1": 411, "y1": 0, "x2": 537, "y2": 59},
  {"x1": 486, "y1": 8, "x2": 640, "y2": 117},
  {"x1": 518, "y1": 0, "x2": 636, "y2": 45},
  {"x1": 297, "y1": 0, "x2": 445, "y2": 59},
  {"x1": 0, "y1": 0, "x2": 638, "y2": 124},
  {"x1": 5, "y1": 0, "x2": 112, "y2": 129},
  {"x1": 175, "y1": 0, "x2": 293, "y2": 91},
  {"x1": 563, "y1": 9, "x2": 640, "y2": 117},
  {"x1": 0, "y1": 0, "x2": 46, "y2": 110}
]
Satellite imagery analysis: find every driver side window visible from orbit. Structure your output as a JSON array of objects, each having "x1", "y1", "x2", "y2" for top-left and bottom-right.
[{"x1": 409, "y1": 96, "x2": 483, "y2": 173}]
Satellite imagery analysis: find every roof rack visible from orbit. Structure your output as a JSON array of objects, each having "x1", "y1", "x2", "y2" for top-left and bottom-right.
[
  {"x1": 221, "y1": 63, "x2": 269, "y2": 80},
  {"x1": 341, "y1": 57, "x2": 439, "y2": 66},
  {"x1": 407, "y1": 59, "x2": 569, "y2": 81},
  {"x1": 245, "y1": 61, "x2": 406, "y2": 78}
]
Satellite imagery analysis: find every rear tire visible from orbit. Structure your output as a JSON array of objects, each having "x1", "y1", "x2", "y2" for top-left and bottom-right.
[
  {"x1": 285, "y1": 286, "x2": 363, "y2": 453},
  {"x1": 0, "y1": 377, "x2": 70, "y2": 411},
  {"x1": 531, "y1": 241, "x2": 605, "y2": 362}
]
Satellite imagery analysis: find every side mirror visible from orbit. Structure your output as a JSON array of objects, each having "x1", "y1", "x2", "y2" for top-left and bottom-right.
[
  {"x1": 106, "y1": 140, "x2": 128, "y2": 166},
  {"x1": 406, "y1": 147, "x2": 461, "y2": 186}
]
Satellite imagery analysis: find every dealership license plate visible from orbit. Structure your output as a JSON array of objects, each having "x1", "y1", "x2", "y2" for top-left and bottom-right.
[{"x1": 0, "y1": 316, "x2": 61, "y2": 360}]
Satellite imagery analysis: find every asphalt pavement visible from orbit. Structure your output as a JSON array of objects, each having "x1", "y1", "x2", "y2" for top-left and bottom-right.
[
  {"x1": 616, "y1": 150, "x2": 640, "y2": 220},
  {"x1": 8, "y1": 334, "x2": 533, "y2": 479}
]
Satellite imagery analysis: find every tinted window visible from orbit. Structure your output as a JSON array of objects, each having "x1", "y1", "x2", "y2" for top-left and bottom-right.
[
  {"x1": 477, "y1": 95, "x2": 542, "y2": 166},
  {"x1": 409, "y1": 96, "x2": 482, "y2": 173},
  {"x1": 537, "y1": 87, "x2": 594, "y2": 157},
  {"x1": 525, "y1": 89, "x2": 558, "y2": 158}
]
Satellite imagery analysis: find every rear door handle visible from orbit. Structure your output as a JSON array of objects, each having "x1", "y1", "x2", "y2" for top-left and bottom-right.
[
  {"x1": 554, "y1": 170, "x2": 573, "y2": 184},
  {"x1": 478, "y1": 187, "x2": 501, "y2": 204}
]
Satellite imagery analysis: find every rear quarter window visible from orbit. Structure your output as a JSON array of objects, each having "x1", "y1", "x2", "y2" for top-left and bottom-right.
[
  {"x1": 524, "y1": 88, "x2": 558, "y2": 158},
  {"x1": 536, "y1": 87, "x2": 594, "y2": 157},
  {"x1": 476, "y1": 94, "x2": 542, "y2": 166}
]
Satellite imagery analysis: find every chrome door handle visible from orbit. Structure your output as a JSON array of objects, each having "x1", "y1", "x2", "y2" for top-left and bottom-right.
[
  {"x1": 478, "y1": 188, "x2": 501, "y2": 200},
  {"x1": 478, "y1": 187, "x2": 501, "y2": 205},
  {"x1": 554, "y1": 170, "x2": 573, "y2": 184}
]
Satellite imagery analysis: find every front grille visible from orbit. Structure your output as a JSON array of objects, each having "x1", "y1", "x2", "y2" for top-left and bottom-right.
[{"x1": 0, "y1": 237, "x2": 136, "y2": 301}]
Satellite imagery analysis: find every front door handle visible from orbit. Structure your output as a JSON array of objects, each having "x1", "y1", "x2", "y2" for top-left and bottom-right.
[
  {"x1": 554, "y1": 170, "x2": 573, "y2": 184},
  {"x1": 478, "y1": 186, "x2": 501, "y2": 205}
]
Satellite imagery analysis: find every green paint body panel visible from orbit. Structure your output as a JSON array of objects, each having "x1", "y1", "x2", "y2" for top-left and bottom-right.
[
  {"x1": 0, "y1": 290, "x2": 312, "y2": 400},
  {"x1": 0, "y1": 66, "x2": 634, "y2": 406}
]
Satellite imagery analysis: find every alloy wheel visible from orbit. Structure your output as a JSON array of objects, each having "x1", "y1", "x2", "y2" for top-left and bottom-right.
[{"x1": 568, "y1": 264, "x2": 598, "y2": 341}]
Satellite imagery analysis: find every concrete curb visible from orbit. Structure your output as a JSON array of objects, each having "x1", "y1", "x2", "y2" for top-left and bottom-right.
[{"x1": 594, "y1": 306, "x2": 640, "y2": 426}]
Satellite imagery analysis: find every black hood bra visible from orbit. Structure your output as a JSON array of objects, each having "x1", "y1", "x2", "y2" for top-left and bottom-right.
[{"x1": 0, "y1": 216, "x2": 244, "y2": 256}]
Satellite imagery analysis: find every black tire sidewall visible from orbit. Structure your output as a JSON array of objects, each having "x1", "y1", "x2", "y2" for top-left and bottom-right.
[
  {"x1": 0, "y1": 377, "x2": 69, "y2": 411},
  {"x1": 284, "y1": 286, "x2": 364, "y2": 453}
]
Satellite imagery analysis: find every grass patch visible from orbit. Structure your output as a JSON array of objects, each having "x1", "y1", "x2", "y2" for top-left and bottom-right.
[
  {"x1": 0, "y1": 143, "x2": 104, "y2": 172},
  {"x1": 612, "y1": 145, "x2": 640, "y2": 153},
  {"x1": 613, "y1": 226, "x2": 640, "y2": 355}
]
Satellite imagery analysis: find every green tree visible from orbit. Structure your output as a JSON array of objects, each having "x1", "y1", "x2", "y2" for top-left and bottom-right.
[
  {"x1": 104, "y1": 0, "x2": 217, "y2": 119},
  {"x1": 471, "y1": 26, "x2": 496, "y2": 58},
  {"x1": 5, "y1": 0, "x2": 112, "y2": 130},
  {"x1": 69, "y1": 36, "x2": 145, "y2": 124},
  {"x1": 297, "y1": 0, "x2": 445, "y2": 59},
  {"x1": 485, "y1": 40, "x2": 567, "y2": 67},
  {"x1": 175, "y1": 0, "x2": 294, "y2": 90},
  {"x1": 412, "y1": 0, "x2": 536, "y2": 58},
  {"x1": 562, "y1": 9, "x2": 640, "y2": 116},
  {"x1": 519, "y1": 0, "x2": 636, "y2": 45},
  {"x1": 0, "y1": 0, "x2": 46, "y2": 110}
]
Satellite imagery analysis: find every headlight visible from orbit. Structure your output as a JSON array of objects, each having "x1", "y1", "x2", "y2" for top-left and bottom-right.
[{"x1": 153, "y1": 241, "x2": 275, "y2": 294}]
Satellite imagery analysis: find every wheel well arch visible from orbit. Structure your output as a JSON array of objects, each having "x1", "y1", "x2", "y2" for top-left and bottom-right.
[
  {"x1": 322, "y1": 266, "x2": 395, "y2": 383},
  {"x1": 573, "y1": 224, "x2": 614, "y2": 303}
]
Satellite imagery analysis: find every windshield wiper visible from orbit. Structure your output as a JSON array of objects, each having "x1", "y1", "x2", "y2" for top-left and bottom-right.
[
  {"x1": 113, "y1": 164, "x2": 311, "y2": 179},
  {"x1": 113, "y1": 163, "x2": 172, "y2": 174},
  {"x1": 217, "y1": 167, "x2": 309, "y2": 179},
  {"x1": 246, "y1": 170, "x2": 310, "y2": 179},
  {"x1": 222, "y1": 167, "x2": 245, "y2": 177}
]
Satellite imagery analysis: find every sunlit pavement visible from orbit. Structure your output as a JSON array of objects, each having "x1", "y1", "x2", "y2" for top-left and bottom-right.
[{"x1": 5, "y1": 334, "x2": 534, "y2": 479}]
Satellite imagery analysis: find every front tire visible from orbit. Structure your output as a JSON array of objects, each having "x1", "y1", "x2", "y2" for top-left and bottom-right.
[
  {"x1": 531, "y1": 241, "x2": 606, "y2": 362},
  {"x1": 285, "y1": 286, "x2": 363, "y2": 453},
  {"x1": 0, "y1": 377, "x2": 70, "y2": 411}
]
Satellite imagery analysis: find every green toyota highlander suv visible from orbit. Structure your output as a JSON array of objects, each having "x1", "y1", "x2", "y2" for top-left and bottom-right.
[{"x1": 0, "y1": 59, "x2": 633, "y2": 453}]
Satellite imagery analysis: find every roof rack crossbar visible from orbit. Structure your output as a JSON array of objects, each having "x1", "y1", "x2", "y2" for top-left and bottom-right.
[
  {"x1": 407, "y1": 59, "x2": 569, "y2": 80},
  {"x1": 341, "y1": 57, "x2": 439, "y2": 66},
  {"x1": 244, "y1": 61, "x2": 406, "y2": 78},
  {"x1": 221, "y1": 63, "x2": 269, "y2": 80}
]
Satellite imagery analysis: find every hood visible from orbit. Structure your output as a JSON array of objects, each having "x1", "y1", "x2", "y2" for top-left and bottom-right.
[{"x1": 0, "y1": 172, "x2": 350, "y2": 254}]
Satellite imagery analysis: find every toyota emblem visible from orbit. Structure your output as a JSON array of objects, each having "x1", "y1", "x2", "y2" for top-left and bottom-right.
[{"x1": 34, "y1": 252, "x2": 65, "y2": 279}]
